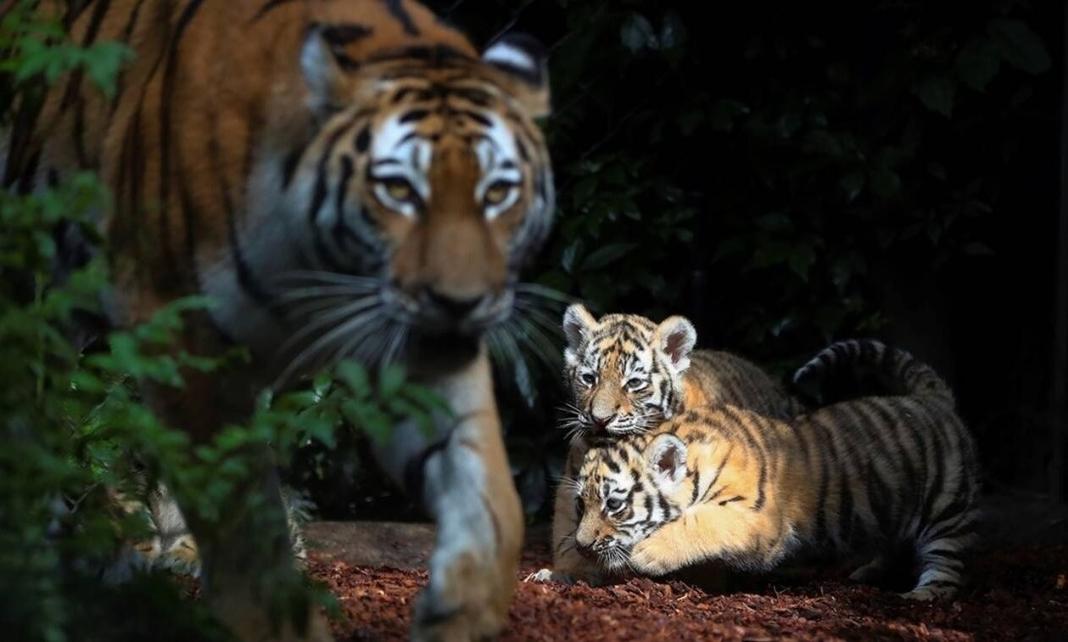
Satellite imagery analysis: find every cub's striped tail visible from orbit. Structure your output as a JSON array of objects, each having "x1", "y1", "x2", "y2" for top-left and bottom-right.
[{"x1": 793, "y1": 339, "x2": 954, "y2": 408}]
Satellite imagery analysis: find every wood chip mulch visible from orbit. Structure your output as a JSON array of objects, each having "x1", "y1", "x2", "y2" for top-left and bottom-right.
[{"x1": 307, "y1": 543, "x2": 1068, "y2": 641}]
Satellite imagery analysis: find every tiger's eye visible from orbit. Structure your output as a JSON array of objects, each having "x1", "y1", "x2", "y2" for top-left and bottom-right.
[
  {"x1": 386, "y1": 179, "x2": 414, "y2": 201},
  {"x1": 483, "y1": 182, "x2": 513, "y2": 206},
  {"x1": 484, "y1": 182, "x2": 508, "y2": 202}
]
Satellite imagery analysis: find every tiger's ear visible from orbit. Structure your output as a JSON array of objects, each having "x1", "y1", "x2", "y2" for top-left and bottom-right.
[
  {"x1": 655, "y1": 316, "x2": 697, "y2": 372},
  {"x1": 646, "y1": 434, "x2": 687, "y2": 488},
  {"x1": 483, "y1": 33, "x2": 550, "y2": 118},
  {"x1": 301, "y1": 25, "x2": 358, "y2": 113}
]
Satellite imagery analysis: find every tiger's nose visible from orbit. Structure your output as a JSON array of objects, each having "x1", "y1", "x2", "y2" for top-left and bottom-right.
[
  {"x1": 424, "y1": 287, "x2": 486, "y2": 319},
  {"x1": 590, "y1": 414, "x2": 616, "y2": 433}
]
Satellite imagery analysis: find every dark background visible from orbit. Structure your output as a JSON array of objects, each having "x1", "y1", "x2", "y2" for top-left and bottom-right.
[{"x1": 292, "y1": 0, "x2": 1068, "y2": 522}]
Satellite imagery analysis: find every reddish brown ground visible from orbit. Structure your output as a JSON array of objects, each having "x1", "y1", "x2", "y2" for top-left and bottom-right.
[{"x1": 307, "y1": 540, "x2": 1068, "y2": 641}]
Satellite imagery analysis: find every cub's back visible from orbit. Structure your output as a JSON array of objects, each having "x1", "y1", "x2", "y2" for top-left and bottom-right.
[{"x1": 688, "y1": 350, "x2": 800, "y2": 420}]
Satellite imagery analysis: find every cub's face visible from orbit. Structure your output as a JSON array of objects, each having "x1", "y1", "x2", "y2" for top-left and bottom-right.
[
  {"x1": 572, "y1": 434, "x2": 689, "y2": 572},
  {"x1": 561, "y1": 305, "x2": 697, "y2": 438}
]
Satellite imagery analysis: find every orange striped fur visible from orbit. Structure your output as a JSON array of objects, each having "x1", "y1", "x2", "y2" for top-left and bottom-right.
[{"x1": 573, "y1": 345, "x2": 978, "y2": 600}]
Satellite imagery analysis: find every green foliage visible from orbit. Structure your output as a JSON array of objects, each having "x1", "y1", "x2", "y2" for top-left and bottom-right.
[{"x1": 0, "y1": 6, "x2": 446, "y2": 641}]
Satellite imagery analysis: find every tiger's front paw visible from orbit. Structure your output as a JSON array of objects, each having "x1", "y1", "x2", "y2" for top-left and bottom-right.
[
  {"x1": 411, "y1": 550, "x2": 508, "y2": 642},
  {"x1": 628, "y1": 541, "x2": 675, "y2": 577}
]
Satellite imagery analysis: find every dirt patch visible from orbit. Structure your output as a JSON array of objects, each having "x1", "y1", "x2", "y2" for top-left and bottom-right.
[{"x1": 307, "y1": 532, "x2": 1068, "y2": 642}]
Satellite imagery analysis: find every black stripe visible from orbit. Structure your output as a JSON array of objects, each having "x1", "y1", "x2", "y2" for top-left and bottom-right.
[
  {"x1": 331, "y1": 155, "x2": 376, "y2": 254},
  {"x1": 308, "y1": 122, "x2": 352, "y2": 271},
  {"x1": 111, "y1": 0, "x2": 148, "y2": 113},
  {"x1": 700, "y1": 447, "x2": 731, "y2": 503},
  {"x1": 918, "y1": 406, "x2": 947, "y2": 525},
  {"x1": 355, "y1": 126, "x2": 371, "y2": 153},
  {"x1": 63, "y1": 0, "x2": 112, "y2": 166},
  {"x1": 690, "y1": 469, "x2": 700, "y2": 506},
  {"x1": 400, "y1": 109, "x2": 430, "y2": 123},
  {"x1": 384, "y1": 0, "x2": 419, "y2": 35},
  {"x1": 281, "y1": 148, "x2": 303, "y2": 188},
  {"x1": 210, "y1": 113, "x2": 274, "y2": 308},
  {"x1": 251, "y1": 0, "x2": 300, "y2": 23},
  {"x1": 718, "y1": 495, "x2": 744, "y2": 506},
  {"x1": 457, "y1": 109, "x2": 492, "y2": 127},
  {"x1": 321, "y1": 23, "x2": 375, "y2": 45},
  {"x1": 403, "y1": 435, "x2": 451, "y2": 500},
  {"x1": 657, "y1": 492, "x2": 671, "y2": 516},
  {"x1": 837, "y1": 468, "x2": 854, "y2": 544},
  {"x1": 159, "y1": 0, "x2": 206, "y2": 287}
]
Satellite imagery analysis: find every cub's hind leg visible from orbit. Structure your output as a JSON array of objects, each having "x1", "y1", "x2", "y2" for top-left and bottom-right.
[{"x1": 848, "y1": 553, "x2": 889, "y2": 584}]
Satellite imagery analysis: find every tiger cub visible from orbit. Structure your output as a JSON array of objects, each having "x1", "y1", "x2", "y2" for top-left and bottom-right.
[
  {"x1": 528, "y1": 303, "x2": 801, "y2": 584},
  {"x1": 572, "y1": 341, "x2": 978, "y2": 600}
]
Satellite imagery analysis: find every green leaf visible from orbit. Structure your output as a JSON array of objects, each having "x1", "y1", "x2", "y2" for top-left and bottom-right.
[
  {"x1": 709, "y1": 99, "x2": 749, "y2": 132},
  {"x1": 912, "y1": 75, "x2": 955, "y2": 117},
  {"x1": 955, "y1": 38, "x2": 1001, "y2": 91},
  {"x1": 580, "y1": 243, "x2": 637, "y2": 271},
  {"x1": 839, "y1": 171, "x2": 865, "y2": 201},
  {"x1": 988, "y1": 19, "x2": 1051, "y2": 75},
  {"x1": 870, "y1": 167, "x2": 902, "y2": 198},
  {"x1": 378, "y1": 364, "x2": 406, "y2": 398},
  {"x1": 659, "y1": 11, "x2": 687, "y2": 50},
  {"x1": 620, "y1": 13, "x2": 657, "y2": 53},
  {"x1": 336, "y1": 360, "x2": 370, "y2": 398}
]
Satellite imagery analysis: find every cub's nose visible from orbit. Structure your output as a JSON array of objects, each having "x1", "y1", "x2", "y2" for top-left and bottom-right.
[
  {"x1": 423, "y1": 287, "x2": 485, "y2": 319},
  {"x1": 590, "y1": 414, "x2": 616, "y2": 433}
]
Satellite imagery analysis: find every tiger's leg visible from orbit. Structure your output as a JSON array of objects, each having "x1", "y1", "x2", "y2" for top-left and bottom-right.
[
  {"x1": 527, "y1": 440, "x2": 604, "y2": 585},
  {"x1": 146, "y1": 362, "x2": 333, "y2": 642},
  {"x1": 184, "y1": 453, "x2": 333, "y2": 641},
  {"x1": 373, "y1": 348, "x2": 522, "y2": 641}
]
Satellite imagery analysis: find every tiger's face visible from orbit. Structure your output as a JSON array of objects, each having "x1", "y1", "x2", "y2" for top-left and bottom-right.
[
  {"x1": 561, "y1": 304, "x2": 697, "y2": 438},
  {"x1": 573, "y1": 433, "x2": 689, "y2": 572},
  {"x1": 261, "y1": 28, "x2": 553, "y2": 375}
]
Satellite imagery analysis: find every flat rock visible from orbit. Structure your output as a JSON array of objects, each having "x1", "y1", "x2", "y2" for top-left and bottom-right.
[{"x1": 305, "y1": 521, "x2": 436, "y2": 570}]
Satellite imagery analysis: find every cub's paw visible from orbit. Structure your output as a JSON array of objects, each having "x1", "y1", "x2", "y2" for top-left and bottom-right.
[
  {"x1": 899, "y1": 585, "x2": 956, "y2": 601},
  {"x1": 411, "y1": 551, "x2": 507, "y2": 642},
  {"x1": 524, "y1": 568, "x2": 577, "y2": 584},
  {"x1": 629, "y1": 541, "x2": 674, "y2": 577}
]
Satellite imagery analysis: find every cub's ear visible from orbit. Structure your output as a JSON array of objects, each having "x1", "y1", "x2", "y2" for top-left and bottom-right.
[
  {"x1": 645, "y1": 434, "x2": 687, "y2": 487},
  {"x1": 655, "y1": 316, "x2": 697, "y2": 372},
  {"x1": 562, "y1": 303, "x2": 598, "y2": 349},
  {"x1": 301, "y1": 24, "x2": 368, "y2": 112},
  {"x1": 483, "y1": 33, "x2": 550, "y2": 118}
]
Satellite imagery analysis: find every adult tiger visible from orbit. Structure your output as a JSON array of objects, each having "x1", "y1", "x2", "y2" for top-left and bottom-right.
[{"x1": 7, "y1": 1, "x2": 554, "y2": 640}]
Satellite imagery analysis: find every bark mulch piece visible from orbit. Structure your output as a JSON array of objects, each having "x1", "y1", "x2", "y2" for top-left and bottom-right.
[{"x1": 307, "y1": 542, "x2": 1068, "y2": 642}]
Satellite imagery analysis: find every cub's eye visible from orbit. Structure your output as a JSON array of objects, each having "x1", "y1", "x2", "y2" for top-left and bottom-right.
[
  {"x1": 605, "y1": 497, "x2": 624, "y2": 513},
  {"x1": 625, "y1": 377, "x2": 647, "y2": 391},
  {"x1": 483, "y1": 181, "x2": 516, "y2": 207},
  {"x1": 580, "y1": 372, "x2": 597, "y2": 387}
]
